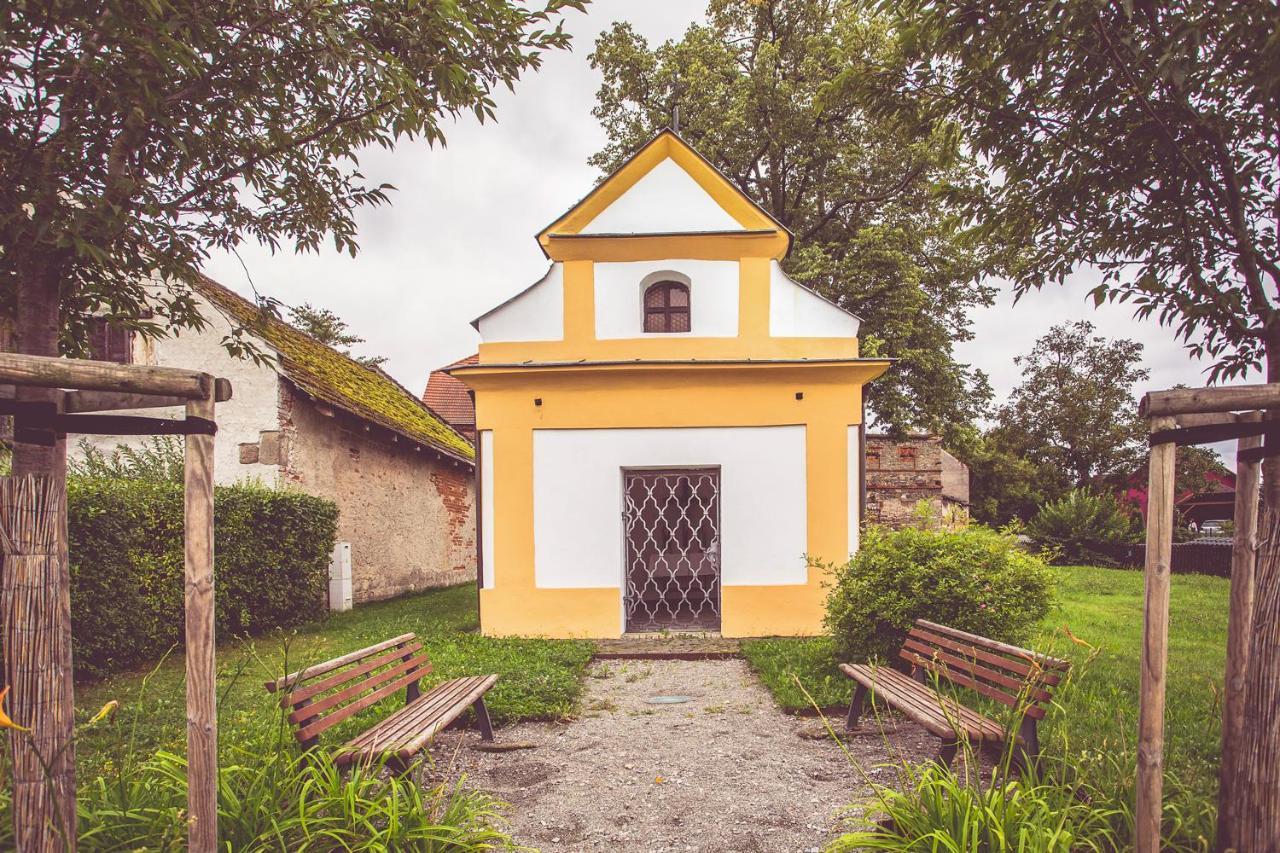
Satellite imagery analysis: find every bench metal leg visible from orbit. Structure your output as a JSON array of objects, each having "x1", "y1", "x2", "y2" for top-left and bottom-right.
[
  {"x1": 938, "y1": 738, "x2": 960, "y2": 767},
  {"x1": 846, "y1": 683, "x2": 868, "y2": 730},
  {"x1": 1014, "y1": 717, "x2": 1040, "y2": 773},
  {"x1": 473, "y1": 696, "x2": 494, "y2": 741}
]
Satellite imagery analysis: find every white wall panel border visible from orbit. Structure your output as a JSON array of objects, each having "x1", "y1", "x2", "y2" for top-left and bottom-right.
[
  {"x1": 480, "y1": 430, "x2": 495, "y2": 589},
  {"x1": 531, "y1": 426, "x2": 808, "y2": 589},
  {"x1": 848, "y1": 426, "x2": 860, "y2": 556},
  {"x1": 595, "y1": 259, "x2": 739, "y2": 339},
  {"x1": 477, "y1": 264, "x2": 564, "y2": 343},
  {"x1": 769, "y1": 260, "x2": 860, "y2": 338}
]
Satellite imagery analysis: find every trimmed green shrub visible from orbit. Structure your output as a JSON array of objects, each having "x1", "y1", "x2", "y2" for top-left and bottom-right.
[
  {"x1": 1026, "y1": 489, "x2": 1139, "y2": 565},
  {"x1": 825, "y1": 525, "x2": 1055, "y2": 663},
  {"x1": 68, "y1": 477, "x2": 337, "y2": 679}
]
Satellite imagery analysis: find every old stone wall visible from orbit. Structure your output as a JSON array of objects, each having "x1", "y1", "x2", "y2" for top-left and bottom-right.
[
  {"x1": 865, "y1": 434, "x2": 969, "y2": 528},
  {"x1": 274, "y1": 384, "x2": 476, "y2": 602}
]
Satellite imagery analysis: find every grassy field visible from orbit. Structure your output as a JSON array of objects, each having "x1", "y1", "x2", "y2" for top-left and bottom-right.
[
  {"x1": 742, "y1": 565, "x2": 1228, "y2": 850},
  {"x1": 73, "y1": 584, "x2": 594, "y2": 779}
]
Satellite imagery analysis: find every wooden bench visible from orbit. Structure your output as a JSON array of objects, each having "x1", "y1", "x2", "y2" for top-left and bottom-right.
[
  {"x1": 840, "y1": 619, "x2": 1069, "y2": 766},
  {"x1": 265, "y1": 632, "x2": 498, "y2": 769}
]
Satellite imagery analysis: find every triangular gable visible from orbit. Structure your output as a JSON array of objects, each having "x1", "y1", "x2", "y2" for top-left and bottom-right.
[{"x1": 538, "y1": 130, "x2": 790, "y2": 249}]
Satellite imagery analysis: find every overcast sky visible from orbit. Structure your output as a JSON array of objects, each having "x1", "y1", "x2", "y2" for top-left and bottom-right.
[{"x1": 201, "y1": 0, "x2": 1255, "y2": 462}]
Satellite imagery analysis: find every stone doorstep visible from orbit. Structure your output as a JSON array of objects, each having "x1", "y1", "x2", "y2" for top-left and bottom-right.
[{"x1": 592, "y1": 634, "x2": 742, "y2": 660}]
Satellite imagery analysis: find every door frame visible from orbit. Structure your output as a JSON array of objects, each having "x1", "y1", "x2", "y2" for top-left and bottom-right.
[{"x1": 620, "y1": 465, "x2": 723, "y2": 633}]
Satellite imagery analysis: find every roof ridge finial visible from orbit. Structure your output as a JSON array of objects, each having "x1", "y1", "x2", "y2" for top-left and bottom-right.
[{"x1": 672, "y1": 104, "x2": 680, "y2": 135}]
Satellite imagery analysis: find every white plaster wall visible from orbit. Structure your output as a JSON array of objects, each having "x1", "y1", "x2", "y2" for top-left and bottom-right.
[
  {"x1": 579, "y1": 159, "x2": 743, "y2": 234},
  {"x1": 480, "y1": 430, "x2": 495, "y2": 590},
  {"x1": 595, "y1": 260, "x2": 739, "y2": 339},
  {"x1": 70, "y1": 290, "x2": 282, "y2": 485},
  {"x1": 848, "y1": 426, "x2": 861, "y2": 556},
  {"x1": 531, "y1": 426, "x2": 808, "y2": 590},
  {"x1": 477, "y1": 264, "x2": 564, "y2": 343},
  {"x1": 769, "y1": 261, "x2": 861, "y2": 338}
]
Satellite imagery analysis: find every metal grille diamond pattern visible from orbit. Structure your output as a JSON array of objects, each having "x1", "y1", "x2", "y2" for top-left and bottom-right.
[{"x1": 623, "y1": 469, "x2": 721, "y2": 632}]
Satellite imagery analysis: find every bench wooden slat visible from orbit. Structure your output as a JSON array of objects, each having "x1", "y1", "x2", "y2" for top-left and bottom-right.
[
  {"x1": 900, "y1": 649, "x2": 1047, "y2": 718},
  {"x1": 344, "y1": 676, "x2": 479, "y2": 750},
  {"x1": 335, "y1": 675, "x2": 499, "y2": 766},
  {"x1": 908, "y1": 625, "x2": 1063, "y2": 687},
  {"x1": 283, "y1": 642, "x2": 426, "y2": 708},
  {"x1": 914, "y1": 620, "x2": 1068, "y2": 670},
  {"x1": 840, "y1": 664, "x2": 1007, "y2": 742},
  {"x1": 295, "y1": 658, "x2": 435, "y2": 742},
  {"x1": 266, "y1": 632, "x2": 418, "y2": 693},
  {"x1": 289, "y1": 651, "x2": 432, "y2": 725},
  {"x1": 900, "y1": 637, "x2": 1054, "y2": 705}
]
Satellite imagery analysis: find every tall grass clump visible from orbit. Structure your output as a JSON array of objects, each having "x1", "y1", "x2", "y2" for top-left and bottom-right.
[
  {"x1": 0, "y1": 656, "x2": 513, "y2": 852},
  {"x1": 1026, "y1": 490, "x2": 1140, "y2": 566}
]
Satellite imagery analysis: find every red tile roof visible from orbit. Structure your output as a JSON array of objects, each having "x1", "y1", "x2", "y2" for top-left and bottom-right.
[{"x1": 423, "y1": 354, "x2": 477, "y2": 429}]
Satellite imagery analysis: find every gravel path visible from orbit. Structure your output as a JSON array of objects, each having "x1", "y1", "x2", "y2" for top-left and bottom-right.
[{"x1": 430, "y1": 658, "x2": 943, "y2": 852}]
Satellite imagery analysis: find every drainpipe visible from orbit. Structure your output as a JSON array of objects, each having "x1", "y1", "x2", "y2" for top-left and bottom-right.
[{"x1": 470, "y1": 390, "x2": 483, "y2": 615}]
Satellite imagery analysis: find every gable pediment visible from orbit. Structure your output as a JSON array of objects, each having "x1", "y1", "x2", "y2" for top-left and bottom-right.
[{"x1": 538, "y1": 130, "x2": 790, "y2": 258}]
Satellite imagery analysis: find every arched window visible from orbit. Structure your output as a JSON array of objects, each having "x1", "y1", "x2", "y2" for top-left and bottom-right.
[{"x1": 643, "y1": 281, "x2": 690, "y2": 333}]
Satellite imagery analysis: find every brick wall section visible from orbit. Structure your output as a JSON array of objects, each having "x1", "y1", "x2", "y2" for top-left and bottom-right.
[
  {"x1": 865, "y1": 434, "x2": 969, "y2": 528},
  {"x1": 431, "y1": 466, "x2": 476, "y2": 574},
  {"x1": 271, "y1": 383, "x2": 476, "y2": 602}
]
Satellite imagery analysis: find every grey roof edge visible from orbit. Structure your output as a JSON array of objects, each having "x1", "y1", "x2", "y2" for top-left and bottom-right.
[{"x1": 470, "y1": 263, "x2": 556, "y2": 330}]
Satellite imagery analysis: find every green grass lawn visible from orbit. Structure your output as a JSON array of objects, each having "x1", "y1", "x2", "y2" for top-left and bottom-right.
[
  {"x1": 742, "y1": 565, "x2": 1228, "y2": 850},
  {"x1": 73, "y1": 584, "x2": 594, "y2": 779}
]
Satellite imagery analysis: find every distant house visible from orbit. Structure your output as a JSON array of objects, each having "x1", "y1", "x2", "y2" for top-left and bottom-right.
[
  {"x1": 423, "y1": 354, "x2": 478, "y2": 444},
  {"x1": 864, "y1": 434, "x2": 970, "y2": 526},
  {"x1": 1125, "y1": 467, "x2": 1236, "y2": 525},
  {"x1": 72, "y1": 275, "x2": 477, "y2": 603}
]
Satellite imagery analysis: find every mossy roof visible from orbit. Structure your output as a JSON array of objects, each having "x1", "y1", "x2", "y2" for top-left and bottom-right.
[{"x1": 194, "y1": 275, "x2": 474, "y2": 463}]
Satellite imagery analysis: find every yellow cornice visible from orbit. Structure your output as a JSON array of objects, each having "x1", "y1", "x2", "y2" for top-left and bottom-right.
[{"x1": 541, "y1": 230, "x2": 789, "y2": 262}]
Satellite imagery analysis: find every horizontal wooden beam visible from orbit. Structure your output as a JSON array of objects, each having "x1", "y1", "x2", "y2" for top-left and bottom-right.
[
  {"x1": 1142, "y1": 384, "x2": 1280, "y2": 418},
  {"x1": 64, "y1": 380, "x2": 232, "y2": 413},
  {"x1": 1169, "y1": 411, "x2": 1262, "y2": 428},
  {"x1": 0, "y1": 353, "x2": 216, "y2": 399}
]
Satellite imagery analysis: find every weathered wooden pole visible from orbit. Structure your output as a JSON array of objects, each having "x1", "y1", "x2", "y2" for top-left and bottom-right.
[
  {"x1": 1217, "y1": 424, "x2": 1261, "y2": 852},
  {"x1": 0, "y1": 475, "x2": 77, "y2": 852},
  {"x1": 184, "y1": 392, "x2": 217, "y2": 852},
  {"x1": 1136, "y1": 416, "x2": 1177, "y2": 852},
  {"x1": 1239, "y1": 505, "x2": 1280, "y2": 848}
]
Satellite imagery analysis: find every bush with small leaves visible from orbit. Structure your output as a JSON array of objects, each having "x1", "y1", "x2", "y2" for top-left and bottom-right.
[{"x1": 825, "y1": 525, "x2": 1055, "y2": 663}]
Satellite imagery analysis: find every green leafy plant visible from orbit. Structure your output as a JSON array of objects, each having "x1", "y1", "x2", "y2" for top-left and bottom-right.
[
  {"x1": 67, "y1": 477, "x2": 338, "y2": 678},
  {"x1": 1026, "y1": 490, "x2": 1139, "y2": 566},
  {"x1": 69, "y1": 436, "x2": 185, "y2": 482},
  {"x1": 825, "y1": 525, "x2": 1054, "y2": 663},
  {"x1": 829, "y1": 756, "x2": 1125, "y2": 852}
]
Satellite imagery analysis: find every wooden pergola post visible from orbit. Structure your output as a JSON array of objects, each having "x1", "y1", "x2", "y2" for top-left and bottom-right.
[
  {"x1": 1217, "y1": 422, "x2": 1261, "y2": 851},
  {"x1": 184, "y1": 393, "x2": 217, "y2": 851},
  {"x1": 1136, "y1": 385, "x2": 1280, "y2": 851},
  {"x1": 0, "y1": 353, "x2": 228, "y2": 853},
  {"x1": 1136, "y1": 415, "x2": 1176, "y2": 851}
]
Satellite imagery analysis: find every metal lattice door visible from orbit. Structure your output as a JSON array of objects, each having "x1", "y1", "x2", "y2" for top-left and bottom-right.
[{"x1": 623, "y1": 468, "x2": 721, "y2": 632}]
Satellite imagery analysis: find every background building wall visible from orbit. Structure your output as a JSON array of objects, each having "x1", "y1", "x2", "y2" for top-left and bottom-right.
[
  {"x1": 70, "y1": 292, "x2": 282, "y2": 484},
  {"x1": 865, "y1": 434, "x2": 969, "y2": 527},
  {"x1": 279, "y1": 385, "x2": 476, "y2": 602}
]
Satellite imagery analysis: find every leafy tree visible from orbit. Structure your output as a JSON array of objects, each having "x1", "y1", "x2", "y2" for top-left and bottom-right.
[
  {"x1": 948, "y1": 424, "x2": 1053, "y2": 524},
  {"x1": 845, "y1": 3, "x2": 1278, "y2": 838},
  {"x1": 588, "y1": 0, "x2": 1001, "y2": 440},
  {"x1": 285, "y1": 303, "x2": 387, "y2": 368},
  {"x1": 997, "y1": 321, "x2": 1149, "y2": 491},
  {"x1": 0, "y1": 3, "x2": 581, "y2": 844},
  {"x1": 2, "y1": 0, "x2": 583, "y2": 473}
]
